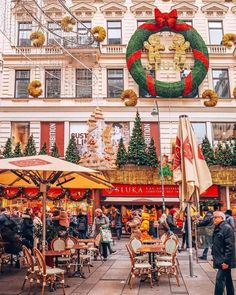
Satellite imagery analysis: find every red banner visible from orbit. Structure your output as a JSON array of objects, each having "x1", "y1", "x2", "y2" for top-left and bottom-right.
[
  {"x1": 40, "y1": 122, "x2": 64, "y2": 156},
  {"x1": 142, "y1": 122, "x2": 160, "y2": 155},
  {"x1": 102, "y1": 184, "x2": 218, "y2": 198}
]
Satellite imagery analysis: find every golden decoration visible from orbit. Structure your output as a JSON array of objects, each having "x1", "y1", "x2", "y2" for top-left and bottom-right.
[
  {"x1": 233, "y1": 87, "x2": 236, "y2": 99},
  {"x1": 91, "y1": 26, "x2": 106, "y2": 42},
  {"x1": 30, "y1": 32, "x2": 45, "y2": 47},
  {"x1": 121, "y1": 89, "x2": 138, "y2": 107},
  {"x1": 202, "y1": 89, "x2": 219, "y2": 107},
  {"x1": 61, "y1": 16, "x2": 76, "y2": 32},
  {"x1": 28, "y1": 80, "x2": 42, "y2": 98},
  {"x1": 222, "y1": 33, "x2": 236, "y2": 48},
  {"x1": 210, "y1": 166, "x2": 236, "y2": 185},
  {"x1": 169, "y1": 34, "x2": 190, "y2": 70},
  {"x1": 144, "y1": 34, "x2": 165, "y2": 68}
]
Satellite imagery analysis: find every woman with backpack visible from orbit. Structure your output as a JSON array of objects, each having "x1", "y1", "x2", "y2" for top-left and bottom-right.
[{"x1": 77, "y1": 211, "x2": 88, "y2": 239}]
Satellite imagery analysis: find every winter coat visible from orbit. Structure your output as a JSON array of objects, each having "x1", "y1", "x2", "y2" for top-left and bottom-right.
[
  {"x1": 197, "y1": 211, "x2": 214, "y2": 248},
  {"x1": 212, "y1": 220, "x2": 236, "y2": 269},
  {"x1": 92, "y1": 214, "x2": 109, "y2": 237},
  {"x1": 109, "y1": 210, "x2": 122, "y2": 229},
  {"x1": 21, "y1": 214, "x2": 34, "y2": 240},
  {"x1": 198, "y1": 211, "x2": 213, "y2": 227},
  {"x1": 77, "y1": 214, "x2": 88, "y2": 232},
  {"x1": 167, "y1": 214, "x2": 176, "y2": 231},
  {"x1": 225, "y1": 214, "x2": 235, "y2": 229}
]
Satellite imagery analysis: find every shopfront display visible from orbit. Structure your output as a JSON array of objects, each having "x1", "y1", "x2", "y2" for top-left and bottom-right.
[{"x1": 11, "y1": 122, "x2": 30, "y2": 149}]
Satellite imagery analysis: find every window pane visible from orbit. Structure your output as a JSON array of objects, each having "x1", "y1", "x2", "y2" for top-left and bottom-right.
[
  {"x1": 212, "y1": 123, "x2": 236, "y2": 144},
  {"x1": 45, "y1": 69, "x2": 61, "y2": 98},
  {"x1": 139, "y1": 70, "x2": 155, "y2": 97},
  {"x1": 76, "y1": 69, "x2": 92, "y2": 98},
  {"x1": 107, "y1": 69, "x2": 123, "y2": 98},
  {"x1": 47, "y1": 22, "x2": 62, "y2": 45},
  {"x1": 191, "y1": 123, "x2": 207, "y2": 144},
  {"x1": 209, "y1": 21, "x2": 222, "y2": 29},
  {"x1": 15, "y1": 70, "x2": 30, "y2": 98},
  {"x1": 209, "y1": 30, "x2": 223, "y2": 45},
  {"x1": 108, "y1": 22, "x2": 121, "y2": 28},
  {"x1": 11, "y1": 122, "x2": 30, "y2": 149},
  {"x1": 77, "y1": 21, "x2": 92, "y2": 45},
  {"x1": 18, "y1": 22, "x2": 32, "y2": 46},
  {"x1": 107, "y1": 21, "x2": 121, "y2": 44},
  {"x1": 212, "y1": 69, "x2": 230, "y2": 98}
]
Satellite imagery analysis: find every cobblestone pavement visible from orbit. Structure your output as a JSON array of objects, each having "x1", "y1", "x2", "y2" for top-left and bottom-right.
[{"x1": 0, "y1": 239, "x2": 235, "y2": 295}]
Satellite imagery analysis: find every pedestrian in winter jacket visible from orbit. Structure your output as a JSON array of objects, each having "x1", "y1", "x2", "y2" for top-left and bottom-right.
[
  {"x1": 21, "y1": 208, "x2": 34, "y2": 250},
  {"x1": 212, "y1": 211, "x2": 236, "y2": 295},
  {"x1": 225, "y1": 210, "x2": 235, "y2": 229},
  {"x1": 77, "y1": 212, "x2": 88, "y2": 239}
]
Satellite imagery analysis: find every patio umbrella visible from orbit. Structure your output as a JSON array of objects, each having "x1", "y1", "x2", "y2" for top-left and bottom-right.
[
  {"x1": 173, "y1": 115, "x2": 212, "y2": 276},
  {"x1": 0, "y1": 155, "x2": 112, "y2": 253}
]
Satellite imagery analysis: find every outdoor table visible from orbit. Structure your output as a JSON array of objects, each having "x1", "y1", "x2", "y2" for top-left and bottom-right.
[
  {"x1": 76, "y1": 238, "x2": 95, "y2": 244},
  {"x1": 44, "y1": 250, "x2": 71, "y2": 268},
  {"x1": 142, "y1": 239, "x2": 162, "y2": 244},
  {"x1": 68, "y1": 244, "x2": 88, "y2": 278},
  {"x1": 137, "y1": 244, "x2": 164, "y2": 281}
]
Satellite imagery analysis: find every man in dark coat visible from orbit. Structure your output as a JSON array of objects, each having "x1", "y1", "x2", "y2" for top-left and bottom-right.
[{"x1": 212, "y1": 211, "x2": 235, "y2": 295}]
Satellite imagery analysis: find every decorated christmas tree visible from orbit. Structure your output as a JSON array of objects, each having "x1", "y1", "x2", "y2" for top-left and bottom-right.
[
  {"x1": 201, "y1": 136, "x2": 216, "y2": 166},
  {"x1": 231, "y1": 138, "x2": 236, "y2": 166},
  {"x1": 39, "y1": 142, "x2": 47, "y2": 155},
  {"x1": 50, "y1": 142, "x2": 59, "y2": 158},
  {"x1": 127, "y1": 111, "x2": 148, "y2": 165},
  {"x1": 65, "y1": 135, "x2": 80, "y2": 163},
  {"x1": 13, "y1": 142, "x2": 22, "y2": 157},
  {"x1": 215, "y1": 141, "x2": 233, "y2": 167},
  {"x1": 3, "y1": 138, "x2": 13, "y2": 158},
  {"x1": 147, "y1": 138, "x2": 159, "y2": 167},
  {"x1": 116, "y1": 138, "x2": 128, "y2": 168},
  {"x1": 24, "y1": 135, "x2": 37, "y2": 156}
]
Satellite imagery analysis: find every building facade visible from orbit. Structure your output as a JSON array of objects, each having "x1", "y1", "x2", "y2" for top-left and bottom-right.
[{"x1": 0, "y1": 0, "x2": 236, "y2": 210}]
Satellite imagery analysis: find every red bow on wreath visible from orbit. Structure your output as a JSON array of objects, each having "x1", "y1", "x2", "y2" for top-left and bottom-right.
[{"x1": 154, "y1": 8, "x2": 178, "y2": 29}]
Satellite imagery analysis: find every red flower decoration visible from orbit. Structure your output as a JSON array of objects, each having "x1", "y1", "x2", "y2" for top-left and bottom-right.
[{"x1": 154, "y1": 8, "x2": 178, "y2": 29}]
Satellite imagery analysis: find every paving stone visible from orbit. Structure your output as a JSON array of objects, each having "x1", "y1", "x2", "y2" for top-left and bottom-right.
[
  {"x1": 101, "y1": 268, "x2": 130, "y2": 280},
  {"x1": 88, "y1": 280, "x2": 126, "y2": 295}
]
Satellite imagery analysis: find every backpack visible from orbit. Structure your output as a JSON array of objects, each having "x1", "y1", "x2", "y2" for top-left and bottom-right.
[{"x1": 77, "y1": 217, "x2": 87, "y2": 231}]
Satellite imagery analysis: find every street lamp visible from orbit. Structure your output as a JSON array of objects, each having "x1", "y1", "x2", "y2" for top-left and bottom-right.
[{"x1": 151, "y1": 100, "x2": 166, "y2": 213}]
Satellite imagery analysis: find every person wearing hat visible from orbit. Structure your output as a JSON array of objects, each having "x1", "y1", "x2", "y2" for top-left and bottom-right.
[{"x1": 167, "y1": 208, "x2": 177, "y2": 233}]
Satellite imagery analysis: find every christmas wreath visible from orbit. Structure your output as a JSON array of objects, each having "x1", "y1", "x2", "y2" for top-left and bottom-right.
[
  {"x1": 126, "y1": 8, "x2": 209, "y2": 98},
  {"x1": 28, "y1": 80, "x2": 43, "y2": 98},
  {"x1": 61, "y1": 16, "x2": 76, "y2": 32},
  {"x1": 30, "y1": 31, "x2": 45, "y2": 47},
  {"x1": 202, "y1": 89, "x2": 218, "y2": 107},
  {"x1": 121, "y1": 89, "x2": 138, "y2": 106},
  {"x1": 91, "y1": 26, "x2": 106, "y2": 42}
]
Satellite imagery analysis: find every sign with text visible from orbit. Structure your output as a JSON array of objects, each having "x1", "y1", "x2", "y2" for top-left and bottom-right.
[{"x1": 141, "y1": 122, "x2": 159, "y2": 155}]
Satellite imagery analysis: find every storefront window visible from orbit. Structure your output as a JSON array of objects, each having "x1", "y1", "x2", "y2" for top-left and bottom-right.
[
  {"x1": 191, "y1": 122, "x2": 207, "y2": 144},
  {"x1": 212, "y1": 122, "x2": 236, "y2": 144},
  {"x1": 11, "y1": 122, "x2": 30, "y2": 148}
]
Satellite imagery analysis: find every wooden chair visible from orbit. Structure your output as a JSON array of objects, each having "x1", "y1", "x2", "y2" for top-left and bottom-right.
[
  {"x1": 51, "y1": 237, "x2": 71, "y2": 272},
  {"x1": 126, "y1": 243, "x2": 152, "y2": 289},
  {"x1": 129, "y1": 238, "x2": 148, "y2": 263},
  {"x1": 33, "y1": 247, "x2": 65, "y2": 295},
  {"x1": 21, "y1": 245, "x2": 36, "y2": 293}
]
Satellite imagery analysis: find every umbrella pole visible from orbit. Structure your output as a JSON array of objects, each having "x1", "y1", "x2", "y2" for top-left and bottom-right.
[
  {"x1": 40, "y1": 180, "x2": 47, "y2": 255},
  {"x1": 187, "y1": 202, "x2": 194, "y2": 277}
]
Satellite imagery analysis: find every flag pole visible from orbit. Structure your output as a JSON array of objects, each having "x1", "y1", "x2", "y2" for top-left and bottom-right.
[{"x1": 187, "y1": 202, "x2": 194, "y2": 277}]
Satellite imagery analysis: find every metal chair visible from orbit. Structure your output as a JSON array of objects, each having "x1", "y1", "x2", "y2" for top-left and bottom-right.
[
  {"x1": 21, "y1": 245, "x2": 36, "y2": 293},
  {"x1": 51, "y1": 237, "x2": 71, "y2": 272},
  {"x1": 129, "y1": 238, "x2": 148, "y2": 263}
]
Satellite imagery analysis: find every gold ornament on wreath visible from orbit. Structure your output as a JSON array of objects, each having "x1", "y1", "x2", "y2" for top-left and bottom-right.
[
  {"x1": 144, "y1": 34, "x2": 165, "y2": 69},
  {"x1": 30, "y1": 32, "x2": 45, "y2": 47},
  {"x1": 121, "y1": 89, "x2": 138, "y2": 106},
  {"x1": 233, "y1": 87, "x2": 236, "y2": 99},
  {"x1": 28, "y1": 80, "x2": 43, "y2": 98},
  {"x1": 202, "y1": 89, "x2": 218, "y2": 107},
  {"x1": 222, "y1": 33, "x2": 236, "y2": 48},
  {"x1": 169, "y1": 34, "x2": 190, "y2": 70},
  {"x1": 61, "y1": 16, "x2": 76, "y2": 32},
  {"x1": 91, "y1": 26, "x2": 106, "y2": 42}
]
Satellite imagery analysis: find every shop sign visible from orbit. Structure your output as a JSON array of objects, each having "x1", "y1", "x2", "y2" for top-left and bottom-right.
[
  {"x1": 102, "y1": 184, "x2": 218, "y2": 198},
  {"x1": 141, "y1": 122, "x2": 159, "y2": 153}
]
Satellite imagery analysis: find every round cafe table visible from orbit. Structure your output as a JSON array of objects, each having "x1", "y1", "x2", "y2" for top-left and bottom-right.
[
  {"x1": 44, "y1": 250, "x2": 71, "y2": 268},
  {"x1": 67, "y1": 244, "x2": 88, "y2": 278}
]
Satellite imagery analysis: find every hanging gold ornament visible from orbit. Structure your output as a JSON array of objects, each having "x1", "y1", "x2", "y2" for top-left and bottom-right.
[
  {"x1": 202, "y1": 89, "x2": 219, "y2": 107},
  {"x1": 28, "y1": 80, "x2": 43, "y2": 98},
  {"x1": 121, "y1": 89, "x2": 138, "y2": 106},
  {"x1": 91, "y1": 26, "x2": 106, "y2": 42},
  {"x1": 61, "y1": 16, "x2": 76, "y2": 32},
  {"x1": 30, "y1": 32, "x2": 45, "y2": 47},
  {"x1": 222, "y1": 33, "x2": 236, "y2": 48}
]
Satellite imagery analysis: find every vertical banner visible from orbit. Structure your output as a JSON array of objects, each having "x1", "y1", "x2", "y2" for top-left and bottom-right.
[
  {"x1": 142, "y1": 122, "x2": 160, "y2": 155},
  {"x1": 40, "y1": 122, "x2": 64, "y2": 156}
]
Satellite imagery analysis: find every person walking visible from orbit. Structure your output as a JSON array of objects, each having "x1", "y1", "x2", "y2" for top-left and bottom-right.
[
  {"x1": 77, "y1": 210, "x2": 88, "y2": 239},
  {"x1": 21, "y1": 208, "x2": 34, "y2": 250},
  {"x1": 212, "y1": 211, "x2": 235, "y2": 295},
  {"x1": 225, "y1": 210, "x2": 235, "y2": 229},
  {"x1": 109, "y1": 206, "x2": 122, "y2": 240}
]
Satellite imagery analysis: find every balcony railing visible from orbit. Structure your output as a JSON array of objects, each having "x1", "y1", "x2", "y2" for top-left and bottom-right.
[
  {"x1": 102, "y1": 44, "x2": 127, "y2": 54},
  {"x1": 14, "y1": 46, "x2": 64, "y2": 55}
]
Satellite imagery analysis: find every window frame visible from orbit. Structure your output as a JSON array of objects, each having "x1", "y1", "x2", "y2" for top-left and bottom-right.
[
  {"x1": 75, "y1": 69, "x2": 92, "y2": 98},
  {"x1": 107, "y1": 20, "x2": 122, "y2": 45},
  {"x1": 47, "y1": 21, "x2": 62, "y2": 46},
  {"x1": 208, "y1": 20, "x2": 224, "y2": 45},
  {"x1": 17, "y1": 22, "x2": 32, "y2": 46},
  {"x1": 14, "y1": 70, "x2": 30, "y2": 98},
  {"x1": 45, "y1": 69, "x2": 61, "y2": 98},
  {"x1": 107, "y1": 69, "x2": 124, "y2": 98},
  {"x1": 212, "y1": 69, "x2": 230, "y2": 98}
]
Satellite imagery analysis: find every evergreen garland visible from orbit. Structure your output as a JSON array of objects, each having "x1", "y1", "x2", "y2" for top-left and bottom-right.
[
  {"x1": 127, "y1": 111, "x2": 148, "y2": 165},
  {"x1": 39, "y1": 142, "x2": 47, "y2": 155},
  {"x1": 13, "y1": 142, "x2": 22, "y2": 158},
  {"x1": 147, "y1": 138, "x2": 159, "y2": 167},
  {"x1": 50, "y1": 142, "x2": 59, "y2": 158},
  {"x1": 65, "y1": 135, "x2": 80, "y2": 163},
  {"x1": 24, "y1": 135, "x2": 37, "y2": 156},
  {"x1": 3, "y1": 138, "x2": 13, "y2": 158},
  {"x1": 116, "y1": 138, "x2": 128, "y2": 168},
  {"x1": 201, "y1": 136, "x2": 216, "y2": 166}
]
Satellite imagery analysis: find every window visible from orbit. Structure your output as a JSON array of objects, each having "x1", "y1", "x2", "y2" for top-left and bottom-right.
[
  {"x1": 212, "y1": 69, "x2": 230, "y2": 98},
  {"x1": 208, "y1": 21, "x2": 223, "y2": 45},
  {"x1": 191, "y1": 123, "x2": 207, "y2": 144},
  {"x1": 47, "y1": 22, "x2": 62, "y2": 45},
  {"x1": 15, "y1": 70, "x2": 30, "y2": 98},
  {"x1": 212, "y1": 123, "x2": 236, "y2": 144},
  {"x1": 11, "y1": 122, "x2": 30, "y2": 149},
  {"x1": 18, "y1": 22, "x2": 32, "y2": 46},
  {"x1": 139, "y1": 70, "x2": 155, "y2": 98},
  {"x1": 180, "y1": 69, "x2": 198, "y2": 97},
  {"x1": 107, "y1": 69, "x2": 124, "y2": 98},
  {"x1": 78, "y1": 21, "x2": 92, "y2": 45},
  {"x1": 45, "y1": 69, "x2": 61, "y2": 98},
  {"x1": 107, "y1": 21, "x2": 122, "y2": 44},
  {"x1": 76, "y1": 69, "x2": 92, "y2": 98}
]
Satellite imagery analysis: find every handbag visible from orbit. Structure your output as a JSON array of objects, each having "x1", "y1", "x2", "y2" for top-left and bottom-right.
[{"x1": 100, "y1": 228, "x2": 112, "y2": 243}]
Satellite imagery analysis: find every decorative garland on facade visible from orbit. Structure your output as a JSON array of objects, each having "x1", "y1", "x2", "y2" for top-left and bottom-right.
[
  {"x1": 202, "y1": 89, "x2": 218, "y2": 107},
  {"x1": 28, "y1": 80, "x2": 43, "y2": 98},
  {"x1": 61, "y1": 16, "x2": 76, "y2": 32},
  {"x1": 30, "y1": 32, "x2": 45, "y2": 47},
  {"x1": 121, "y1": 89, "x2": 138, "y2": 106},
  {"x1": 222, "y1": 33, "x2": 236, "y2": 48},
  {"x1": 91, "y1": 26, "x2": 106, "y2": 42},
  {"x1": 126, "y1": 8, "x2": 209, "y2": 98}
]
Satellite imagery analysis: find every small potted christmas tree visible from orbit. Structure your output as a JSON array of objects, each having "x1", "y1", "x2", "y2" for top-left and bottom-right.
[
  {"x1": 116, "y1": 138, "x2": 128, "y2": 168},
  {"x1": 65, "y1": 135, "x2": 80, "y2": 163}
]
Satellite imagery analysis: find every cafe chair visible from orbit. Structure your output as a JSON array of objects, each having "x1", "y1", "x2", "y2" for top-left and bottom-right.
[
  {"x1": 129, "y1": 238, "x2": 148, "y2": 263},
  {"x1": 21, "y1": 245, "x2": 36, "y2": 293},
  {"x1": 33, "y1": 247, "x2": 66, "y2": 295},
  {"x1": 51, "y1": 238, "x2": 71, "y2": 272},
  {"x1": 126, "y1": 243, "x2": 153, "y2": 289},
  {"x1": 156, "y1": 235, "x2": 179, "y2": 262}
]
